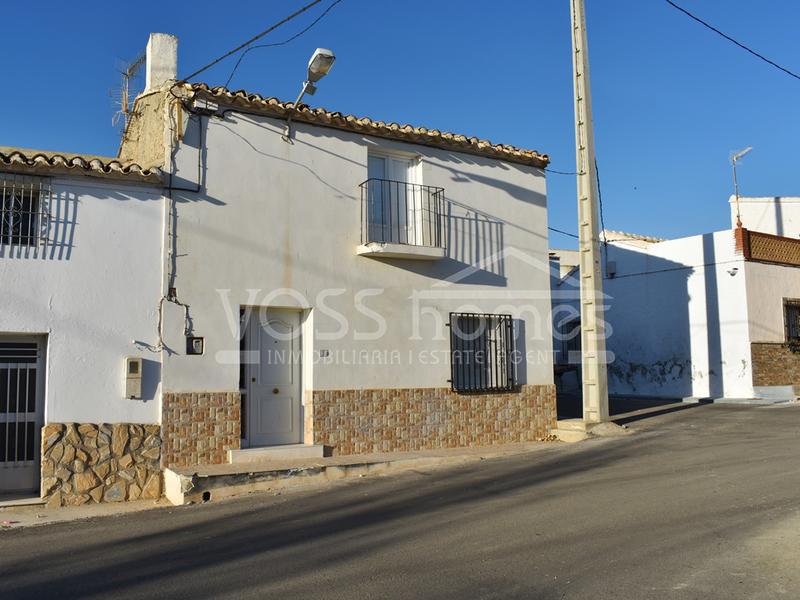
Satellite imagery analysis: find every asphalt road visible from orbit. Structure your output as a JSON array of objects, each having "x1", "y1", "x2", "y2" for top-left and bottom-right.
[{"x1": 2, "y1": 403, "x2": 799, "y2": 599}]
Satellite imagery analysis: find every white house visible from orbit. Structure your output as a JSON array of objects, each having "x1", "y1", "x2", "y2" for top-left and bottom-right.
[
  {"x1": 551, "y1": 198, "x2": 800, "y2": 404},
  {"x1": 2, "y1": 33, "x2": 558, "y2": 504},
  {"x1": 733, "y1": 195, "x2": 800, "y2": 238},
  {"x1": 0, "y1": 149, "x2": 164, "y2": 503}
]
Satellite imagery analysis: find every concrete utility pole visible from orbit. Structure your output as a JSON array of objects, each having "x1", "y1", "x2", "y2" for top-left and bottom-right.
[{"x1": 570, "y1": 0, "x2": 609, "y2": 423}]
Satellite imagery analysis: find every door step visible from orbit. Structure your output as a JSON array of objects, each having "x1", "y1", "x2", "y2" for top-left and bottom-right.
[
  {"x1": 551, "y1": 419, "x2": 592, "y2": 443},
  {"x1": 163, "y1": 442, "x2": 549, "y2": 505},
  {"x1": 228, "y1": 444, "x2": 325, "y2": 464},
  {"x1": 551, "y1": 418, "x2": 631, "y2": 442}
]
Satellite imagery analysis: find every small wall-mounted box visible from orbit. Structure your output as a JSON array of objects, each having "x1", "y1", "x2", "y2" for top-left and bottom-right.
[
  {"x1": 186, "y1": 336, "x2": 204, "y2": 355},
  {"x1": 125, "y1": 357, "x2": 142, "y2": 399}
]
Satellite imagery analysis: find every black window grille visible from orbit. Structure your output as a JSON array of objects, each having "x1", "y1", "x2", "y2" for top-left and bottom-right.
[
  {"x1": 449, "y1": 312, "x2": 516, "y2": 393},
  {"x1": 784, "y1": 299, "x2": 800, "y2": 342},
  {"x1": 1, "y1": 175, "x2": 49, "y2": 248}
]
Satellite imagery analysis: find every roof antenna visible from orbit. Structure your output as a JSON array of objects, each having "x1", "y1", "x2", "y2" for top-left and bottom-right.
[{"x1": 112, "y1": 52, "x2": 146, "y2": 134}]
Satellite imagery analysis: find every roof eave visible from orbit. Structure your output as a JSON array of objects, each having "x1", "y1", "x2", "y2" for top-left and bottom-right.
[{"x1": 190, "y1": 84, "x2": 550, "y2": 169}]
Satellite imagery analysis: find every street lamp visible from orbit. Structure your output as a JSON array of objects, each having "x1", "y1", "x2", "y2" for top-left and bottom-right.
[
  {"x1": 283, "y1": 48, "x2": 336, "y2": 141},
  {"x1": 731, "y1": 146, "x2": 752, "y2": 228}
]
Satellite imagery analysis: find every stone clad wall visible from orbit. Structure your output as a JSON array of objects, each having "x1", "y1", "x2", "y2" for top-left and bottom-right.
[
  {"x1": 161, "y1": 392, "x2": 241, "y2": 468},
  {"x1": 312, "y1": 384, "x2": 556, "y2": 455},
  {"x1": 41, "y1": 423, "x2": 162, "y2": 507},
  {"x1": 751, "y1": 343, "x2": 800, "y2": 386}
]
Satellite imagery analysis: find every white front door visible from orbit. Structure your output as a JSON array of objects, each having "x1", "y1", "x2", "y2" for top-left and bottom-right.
[
  {"x1": 0, "y1": 338, "x2": 44, "y2": 494},
  {"x1": 244, "y1": 308, "x2": 302, "y2": 447}
]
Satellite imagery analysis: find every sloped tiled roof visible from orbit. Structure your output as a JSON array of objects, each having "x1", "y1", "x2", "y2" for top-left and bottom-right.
[
  {"x1": 603, "y1": 229, "x2": 665, "y2": 244},
  {"x1": 188, "y1": 83, "x2": 550, "y2": 168},
  {"x1": 0, "y1": 146, "x2": 162, "y2": 183}
]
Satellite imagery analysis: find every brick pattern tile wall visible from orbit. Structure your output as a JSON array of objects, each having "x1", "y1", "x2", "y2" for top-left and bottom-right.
[
  {"x1": 751, "y1": 343, "x2": 800, "y2": 386},
  {"x1": 312, "y1": 384, "x2": 557, "y2": 455},
  {"x1": 41, "y1": 423, "x2": 161, "y2": 507},
  {"x1": 161, "y1": 392, "x2": 241, "y2": 468}
]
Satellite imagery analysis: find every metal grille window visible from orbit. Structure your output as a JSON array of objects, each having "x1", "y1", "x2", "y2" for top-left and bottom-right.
[
  {"x1": 1, "y1": 174, "x2": 50, "y2": 247},
  {"x1": 0, "y1": 342, "x2": 39, "y2": 464},
  {"x1": 784, "y1": 299, "x2": 800, "y2": 343},
  {"x1": 449, "y1": 312, "x2": 516, "y2": 393}
]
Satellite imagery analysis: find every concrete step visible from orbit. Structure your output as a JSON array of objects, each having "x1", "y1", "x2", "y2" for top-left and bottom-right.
[
  {"x1": 551, "y1": 428, "x2": 591, "y2": 443},
  {"x1": 228, "y1": 444, "x2": 325, "y2": 464},
  {"x1": 163, "y1": 442, "x2": 552, "y2": 505},
  {"x1": 555, "y1": 418, "x2": 588, "y2": 432}
]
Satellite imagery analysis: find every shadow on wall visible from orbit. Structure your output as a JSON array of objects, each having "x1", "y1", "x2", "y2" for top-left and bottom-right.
[
  {"x1": 140, "y1": 358, "x2": 161, "y2": 402},
  {"x1": 596, "y1": 235, "x2": 724, "y2": 399},
  {"x1": 0, "y1": 188, "x2": 78, "y2": 261},
  {"x1": 433, "y1": 151, "x2": 547, "y2": 209},
  {"x1": 514, "y1": 318, "x2": 528, "y2": 386},
  {"x1": 446, "y1": 204, "x2": 505, "y2": 278}
]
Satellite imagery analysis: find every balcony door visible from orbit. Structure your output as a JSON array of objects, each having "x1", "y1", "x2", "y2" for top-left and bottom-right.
[{"x1": 367, "y1": 154, "x2": 420, "y2": 245}]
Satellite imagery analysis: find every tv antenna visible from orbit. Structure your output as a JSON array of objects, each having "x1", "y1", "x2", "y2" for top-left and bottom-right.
[{"x1": 112, "y1": 52, "x2": 146, "y2": 132}]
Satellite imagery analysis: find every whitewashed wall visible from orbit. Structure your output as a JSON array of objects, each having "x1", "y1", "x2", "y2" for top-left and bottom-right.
[
  {"x1": 162, "y1": 112, "x2": 552, "y2": 392},
  {"x1": 733, "y1": 196, "x2": 800, "y2": 237},
  {"x1": 0, "y1": 176, "x2": 163, "y2": 423},
  {"x1": 602, "y1": 230, "x2": 752, "y2": 400},
  {"x1": 744, "y1": 260, "x2": 800, "y2": 343}
]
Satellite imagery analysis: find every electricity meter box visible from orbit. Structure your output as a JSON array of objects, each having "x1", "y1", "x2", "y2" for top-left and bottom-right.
[{"x1": 125, "y1": 357, "x2": 142, "y2": 399}]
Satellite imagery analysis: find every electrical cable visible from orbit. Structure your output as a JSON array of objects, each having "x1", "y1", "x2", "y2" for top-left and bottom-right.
[
  {"x1": 595, "y1": 158, "x2": 610, "y2": 276},
  {"x1": 224, "y1": 0, "x2": 344, "y2": 88},
  {"x1": 605, "y1": 259, "x2": 742, "y2": 280},
  {"x1": 182, "y1": 0, "x2": 326, "y2": 82},
  {"x1": 549, "y1": 227, "x2": 579, "y2": 239},
  {"x1": 544, "y1": 168, "x2": 583, "y2": 176},
  {"x1": 664, "y1": 0, "x2": 800, "y2": 81}
]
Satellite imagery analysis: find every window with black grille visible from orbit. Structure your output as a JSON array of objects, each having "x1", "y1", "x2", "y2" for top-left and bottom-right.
[
  {"x1": 784, "y1": 299, "x2": 800, "y2": 343},
  {"x1": 1, "y1": 175, "x2": 48, "y2": 247},
  {"x1": 449, "y1": 312, "x2": 516, "y2": 393}
]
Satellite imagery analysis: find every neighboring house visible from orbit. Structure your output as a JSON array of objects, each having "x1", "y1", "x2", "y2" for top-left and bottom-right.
[
  {"x1": 0, "y1": 149, "x2": 164, "y2": 502},
  {"x1": 551, "y1": 205, "x2": 800, "y2": 403},
  {"x1": 733, "y1": 196, "x2": 800, "y2": 237},
  {"x1": 1, "y1": 33, "x2": 558, "y2": 504}
]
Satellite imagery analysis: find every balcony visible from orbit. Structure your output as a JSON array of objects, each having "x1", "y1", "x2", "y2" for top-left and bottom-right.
[
  {"x1": 736, "y1": 227, "x2": 800, "y2": 267},
  {"x1": 358, "y1": 179, "x2": 446, "y2": 260}
]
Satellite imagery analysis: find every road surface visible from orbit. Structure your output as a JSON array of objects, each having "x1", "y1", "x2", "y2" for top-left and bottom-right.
[{"x1": 1, "y1": 402, "x2": 799, "y2": 599}]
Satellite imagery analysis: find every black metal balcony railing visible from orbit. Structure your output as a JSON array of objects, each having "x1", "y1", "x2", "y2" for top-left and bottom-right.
[{"x1": 360, "y1": 179, "x2": 445, "y2": 248}]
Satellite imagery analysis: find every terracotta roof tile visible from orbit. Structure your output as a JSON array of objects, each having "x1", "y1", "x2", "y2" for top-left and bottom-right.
[
  {"x1": 0, "y1": 147, "x2": 162, "y2": 183},
  {"x1": 188, "y1": 83, "x2": 549, "y2": 168}
]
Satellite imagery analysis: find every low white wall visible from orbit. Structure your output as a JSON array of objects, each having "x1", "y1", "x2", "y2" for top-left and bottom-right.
[
  {"x1": 602, "y1": 230, "x2": 752, "y2": 399},
  {"x1": 161, "y1": 112, "x2": 553, "y2": 392},
  {"x1": 0, "y1": 176, "x2": 163, "y2": 423},
  {"x1": 733, "y1": 196, "x2": 800, "y2": 237}
]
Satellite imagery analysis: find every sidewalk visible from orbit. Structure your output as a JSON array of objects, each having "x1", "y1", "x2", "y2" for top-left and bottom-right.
[{"x1": 1, "y1": 441, "x2": 557, "y2": 529}]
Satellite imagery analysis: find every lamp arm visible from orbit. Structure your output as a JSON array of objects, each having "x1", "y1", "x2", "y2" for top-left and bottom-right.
[{"x1": 282, "y1": 81, "x2": 312, "y2": 142}]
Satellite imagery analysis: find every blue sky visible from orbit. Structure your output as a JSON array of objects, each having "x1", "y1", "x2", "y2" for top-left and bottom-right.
[{"x1": 3, "y1": 1, "x2": 798, "y2": 246}]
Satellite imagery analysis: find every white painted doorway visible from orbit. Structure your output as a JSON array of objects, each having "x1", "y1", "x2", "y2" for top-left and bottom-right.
[
  {"x1": 0, "y1": 337, "x2": 45, "y2": 494},
  {"x1": 243, "y1": 308, "x2": 302, "y2": 447}
]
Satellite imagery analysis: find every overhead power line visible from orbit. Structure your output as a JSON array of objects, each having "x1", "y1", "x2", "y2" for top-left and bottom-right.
[
  {"x1": 549, "y1": 226, "x2": 579, "y2": 239},
  {"x1": 544, "y1": 167, "x2": 583, "y2": 176},
  {"x1": 225, "y1": 0, "x2": 344, "y2": 88},
  {"x1": 182, "y1": 0, "x2": 327, "y2": 82},
  {"x1": 664, "y1": 0, "x2": 800, "y2": 82}
]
